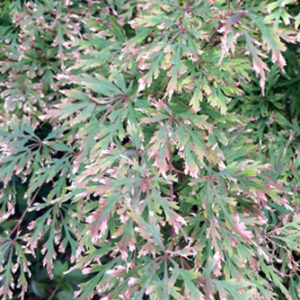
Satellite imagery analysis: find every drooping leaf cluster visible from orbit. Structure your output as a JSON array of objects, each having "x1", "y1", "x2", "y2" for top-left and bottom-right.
[{"x1": 0, "y1": 0, "x2": 299, "y2": 299}]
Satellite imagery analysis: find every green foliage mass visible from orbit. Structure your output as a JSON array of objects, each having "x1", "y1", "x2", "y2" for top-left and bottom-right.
[{"x1": 0, "y1": 0, "x2": 299, "y2": 299}]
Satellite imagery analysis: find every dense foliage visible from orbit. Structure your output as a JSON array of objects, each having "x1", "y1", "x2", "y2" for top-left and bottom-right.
[{"x1": 0, "y1": 0, "x2": 299, "y2": 299}]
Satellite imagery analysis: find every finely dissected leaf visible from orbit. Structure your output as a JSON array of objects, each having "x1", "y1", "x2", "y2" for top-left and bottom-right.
[{"x1": 0, "y1": 0, "x2": 298, "y2": 299}]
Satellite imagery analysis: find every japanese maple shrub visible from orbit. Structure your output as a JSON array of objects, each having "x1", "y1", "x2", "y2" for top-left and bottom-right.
[{"x1": 0, "y1": 0, "x2": 299, "y2": 299}]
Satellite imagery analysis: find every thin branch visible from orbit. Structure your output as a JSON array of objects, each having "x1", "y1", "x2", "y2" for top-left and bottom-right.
[
  {"x1": 100, "y1": 98, "x2": 123, "y2": 123},
  {"x1": 9, "y1": 185, "x2": 42, "y2": 240},
  {"x1": 48, "y1": 282, "x2": 62, "y2": 300},
  {"x1": 180, "y1": 256, "x2": 192, "y2": 270},
  {"x1": 9, "y1": 208, "x2": 28, "y2": 239}
]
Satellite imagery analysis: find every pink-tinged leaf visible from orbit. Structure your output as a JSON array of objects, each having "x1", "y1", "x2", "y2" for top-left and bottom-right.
[
  {"x1": 271, "y1": 52, "x2": 286, "y2": 73},
  {"x1": 87, "y1": 196, "x2": 119, "y2": 243},
  {"x1": 218, "y1": 18, "x2": 233, "y2": 66},
  {"x1": 254, "y1": 17, "x2": 294, "y2": 74},
  {"x1": 245, "y1": 33, "x2": 270, "y2": 96},
  {"x1": 233, "y1": 213, "x2": 254, "y2": 242},
  {"x1": 190, "y1": 86, "x2": 203, "y2": 113},
  {"x1": 256, "y1": 191, "x2": 268, "y2": 207},
  {"x1": 213, "y1": 251, "x2": 223, "y2": 277}
]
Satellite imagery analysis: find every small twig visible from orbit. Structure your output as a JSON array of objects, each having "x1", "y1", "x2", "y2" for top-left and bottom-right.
[
  {"x1": 180, "y1": 256, "x2": 192, "y2": 270},
  {"x1": 48, "y1": 282, "x2": 62, "y2": 300},
  {"x1": 166, "y1": 128, "x2": 174, "y2": 204},
  {"x1": 228, "y1": 0, "x2": 231, "y2": 9},
  {"x1": 165, "y1": 136, "x2": 177, "y2": 238},
  {"x1": 100, "y1": 98, "x2": 123, "y2": 123},
  {"x1": 9, "y1": 208, "x2": 28, "y2": 239},
  {"x1": 173, "y1": 167, "x2": 185, "y2": 175},
  {"x1": 9, "y1": 185, "x2": 42, "y2": 240},
  {"x1": 169, "y1": 182, "x2": 174, "y2": 202}
]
